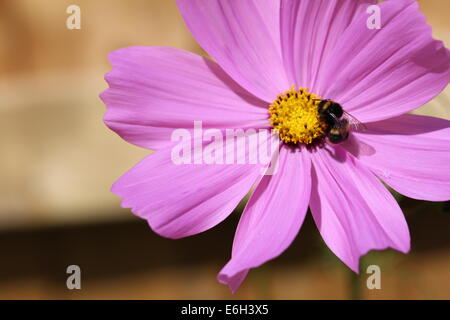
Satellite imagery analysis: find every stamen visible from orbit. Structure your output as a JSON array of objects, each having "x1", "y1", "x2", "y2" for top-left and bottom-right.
[{"x1": 269, "y1": 87, "x2": 328, "y2": 145}]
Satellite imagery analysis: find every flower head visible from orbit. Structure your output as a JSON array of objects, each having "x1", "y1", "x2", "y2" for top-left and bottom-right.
[{"x1": 101, "y1": 0, "x2": 450, "y2": 293}]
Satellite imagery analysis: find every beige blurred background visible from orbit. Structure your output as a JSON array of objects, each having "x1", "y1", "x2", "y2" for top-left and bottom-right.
[{"x1": 0, "y1": 0, "x2": 449, "y2": 299}]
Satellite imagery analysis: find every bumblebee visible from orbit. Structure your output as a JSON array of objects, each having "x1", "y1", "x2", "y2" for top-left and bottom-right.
[
  {"x1": 328, "y1": 118, "x2": 350, "y2": 144},
  {"x1": 316, "y1": 99, "x2": 365, "y2": 144},
  {"x1": 317, "y1": 99, "x2": 344, "y2": 126}
]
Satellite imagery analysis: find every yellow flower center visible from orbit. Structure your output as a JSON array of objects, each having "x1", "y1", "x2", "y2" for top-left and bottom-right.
[{"x1": 269, "y1": 87, "x2": 328, "y2": 145}]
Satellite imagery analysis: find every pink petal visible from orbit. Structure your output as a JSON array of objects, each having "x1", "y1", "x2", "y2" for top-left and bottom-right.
[
  {"x1": 218, "y1": 146, "x2": 311, "y2": 293},
  {"x1": 112, "y1": 137, "x2": 267, "y2": 239},
  {"x1": 317, "y1": 0, "x2": 450, "y2": 122},
  {"x1": 355, "y1": 114, "x2": 450, "y2": 201},
  {"x1": 176, "y1": 0, "x2": 289, "y2": 102},
  {"x1": 281, "y1": 0, "x2": 375, "y2": 89},
  {"x1": 309, "y1": 147, "x2": 410, "y2": 272},
  {"x1": 101, "y1": 46, "x2": 269, "y2": 150}
]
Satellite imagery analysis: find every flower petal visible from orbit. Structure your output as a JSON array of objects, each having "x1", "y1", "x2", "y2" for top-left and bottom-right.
[
  {"x1": 355, "y1": 114, "x2": 450, "y2": 201},
  {"x1": 309, "y1": 147, "x2": 410, "y2": 272},
  {"x1": 280, "y1": 0, "x2": 375, "y2": 89},
  {"x1": 317, "y1": 0, "x2": 450, "y2": 122},
  {"x1": 218, "y1": 146, "x2": 311, "y2": 293},
  {"x1": 101, "y1": 46, "x2": 269, "y2": 150},
  {"x1": 112, "y1": 135, "x2": 267, "y2": 239},
  {"x1": 176, "y1": 0, "x2": 289, "y2": 102}
]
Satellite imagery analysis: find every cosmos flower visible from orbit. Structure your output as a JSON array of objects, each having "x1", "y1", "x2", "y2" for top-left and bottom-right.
[{"x1": 101, "y1": 0, "x2": 450, "y2": 293}]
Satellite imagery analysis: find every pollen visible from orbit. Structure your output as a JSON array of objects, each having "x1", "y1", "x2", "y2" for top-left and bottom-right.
[{"x1": 269, "y1": 87, "x2": 328, "y2": 145}]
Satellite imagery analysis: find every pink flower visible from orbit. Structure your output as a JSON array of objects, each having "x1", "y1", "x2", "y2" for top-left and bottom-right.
[{"x1": 100, "y1": 0, "x2": 450, "y2": 293}]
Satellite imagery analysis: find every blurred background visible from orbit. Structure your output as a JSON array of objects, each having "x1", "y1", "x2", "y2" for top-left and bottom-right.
[{"x1": 0, "y1": 0, "x2": 449, "y2": 299}]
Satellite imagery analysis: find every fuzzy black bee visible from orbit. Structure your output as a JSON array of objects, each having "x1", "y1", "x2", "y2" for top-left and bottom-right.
[{"x1": 316, "y1": 99, "x2": 365, "y2": 144}]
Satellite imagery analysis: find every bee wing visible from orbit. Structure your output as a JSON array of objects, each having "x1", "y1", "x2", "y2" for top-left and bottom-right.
[{"x1": 342, "y1": 111, "x2": 367, "y2": 132}]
